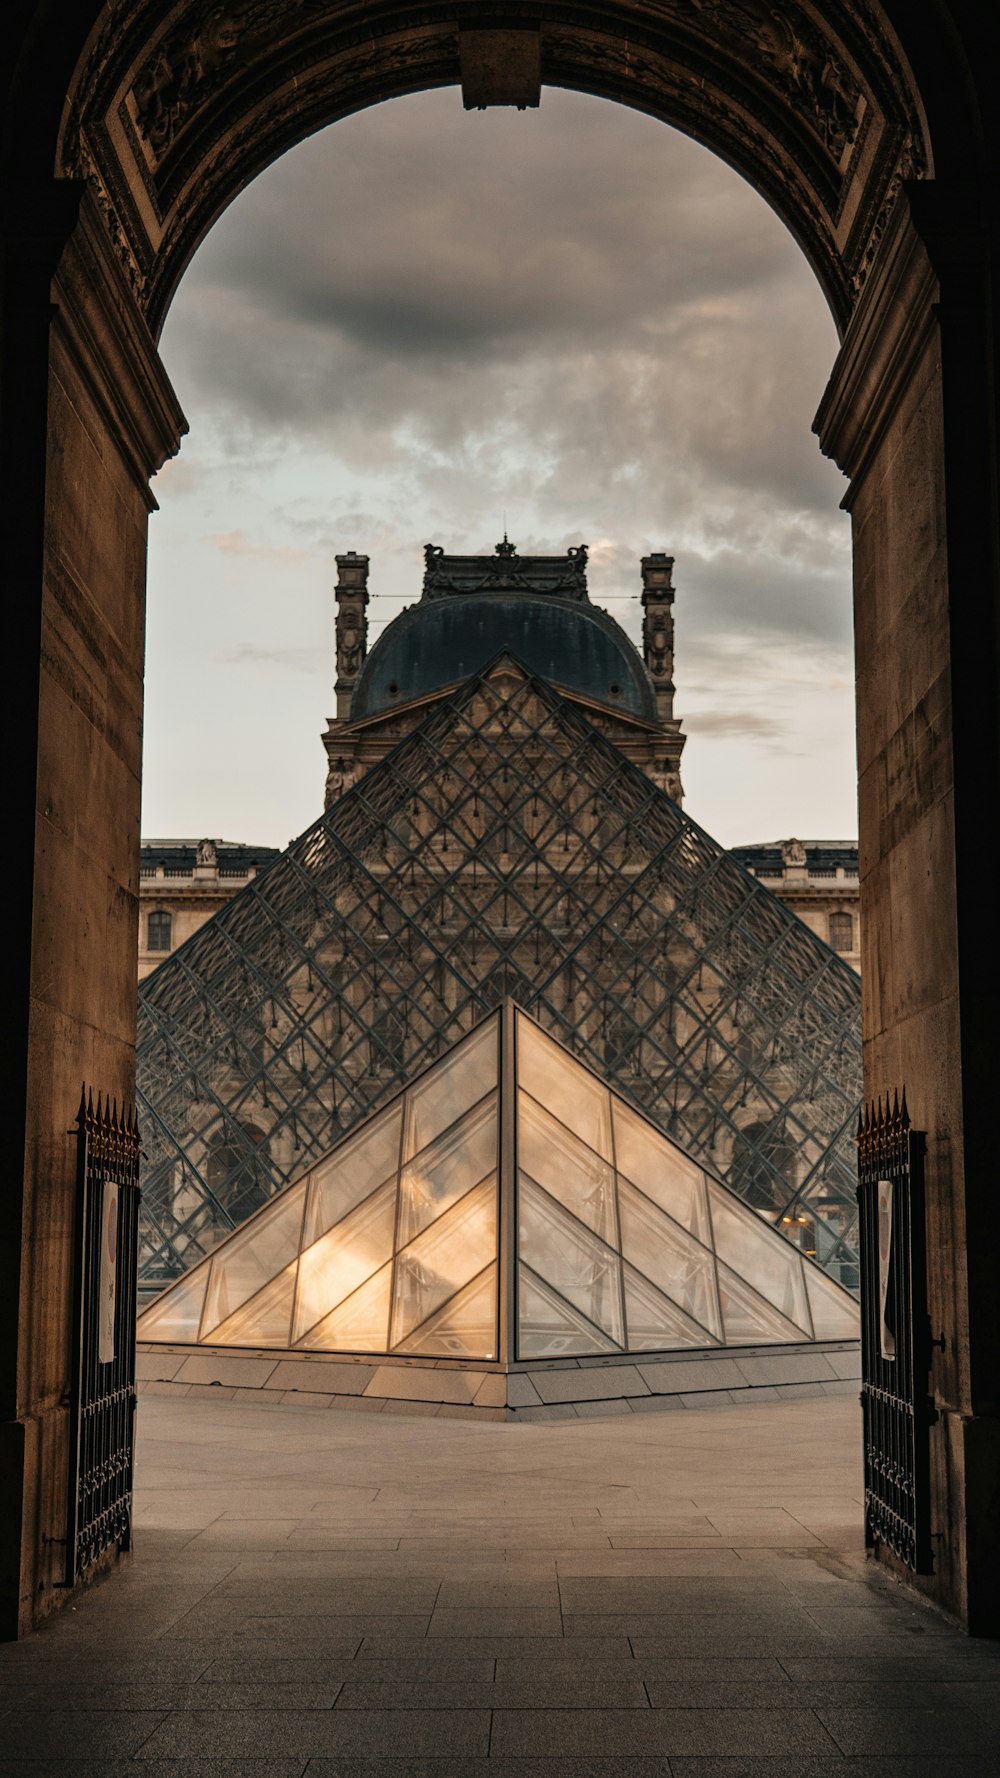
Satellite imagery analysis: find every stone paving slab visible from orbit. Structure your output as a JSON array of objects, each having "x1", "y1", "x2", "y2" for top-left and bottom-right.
[{"x1": 1, "y1": 1392, "x2": 998, "y2": 1776}]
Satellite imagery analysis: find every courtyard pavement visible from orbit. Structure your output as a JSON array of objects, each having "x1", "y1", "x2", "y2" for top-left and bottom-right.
[{"x1": 0, "y1": 1391, "x2": 998, "y2": 1776}]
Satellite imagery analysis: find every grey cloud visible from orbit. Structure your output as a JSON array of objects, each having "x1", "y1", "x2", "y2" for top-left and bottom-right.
[
  {"x1": 683, "y1": 709, "x2": 786, "y2": 740},
  {"x1": 156, "y1": 85, "x2": 852, "y2": 671}
]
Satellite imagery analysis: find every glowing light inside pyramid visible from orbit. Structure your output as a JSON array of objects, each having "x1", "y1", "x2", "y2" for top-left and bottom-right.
[{"x1": 137, "y1": 1007, "x2": 859, "y2": 1360}]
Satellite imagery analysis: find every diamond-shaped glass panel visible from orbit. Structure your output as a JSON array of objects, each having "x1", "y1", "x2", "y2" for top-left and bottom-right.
[
  {"x1": 303, "y1": 1109, "x2": 403, "y2": 1246},
  {"x1": 294, "y1": 1181, "x2": 396, "y2": 1344},
  {"x1": 398, "y1": 1096, "x2": 497, "y2": 1246},
  {"x1": 518, "y1": 1093, "x2": 617, "y2": 1245},
  {"x1": 617, "y1": 1179, "x2": 721, "y2": 1340},
  {"x1": 202, "y1": 1182, "x2": 306, "y2": 1336},
  {"x1": 394, "y1": 1265, "x2": 498, "y2": 1359},
  {"x1": 518, "y1": 1264, "x2": 619, "y2": 1358},
  {"x1": 402, "y1": 1020, "x2": 499, "y2": 1160},
  {"x1": 707, "y1": 1182, "x2": 811, "y2": 1333},
  {"x1": 390, "y1": 1178, "x2": 497, "y2": 1349},
  {"x1": 623, "y1": 1261, "x2": 720, "y2": 1350},
  {"x1": 516, "y1": 1016, "x2": 613, "y2": 1160},
  {"x1": 296, "y1": 1262, "x2": 392, "y2": 1352},
  {"x1": 612, "y1": 1099, "x2": 710, "y2": 1244},
  {"x1": 210, "y1": 1262, "x2": 297, "y2": 1346},
  {"x1": 518, "y1": 1176, "x2": 624, "y2": 1347}
]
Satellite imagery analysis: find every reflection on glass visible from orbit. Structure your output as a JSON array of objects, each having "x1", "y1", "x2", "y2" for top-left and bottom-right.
[
  {"x1": 516, "y1": 1013, "x2": 612, "y2": 1159},
  {"x1": 518, "y1": 1176, "x2": 624, "y2": 1345},
  {"x1": 617, "y1": 1180, "x2": 721, "y2": 1339},
  {"x1": 717, "y1": 1260, "x2": 810, "y2": 1344},
  {"x1": 394, "y1": 1264, "x2": 497, "y2": 1358},
  {"x1": 398, "y1": 1095, "x2": 497, "y2": 1245},
  {"x1": 805, "y1": 1265, "x2": 860, "y2": 1339},
  {"x1": 202, "y1": 1182, "x2": 306, "y2": 1335},
  {"x1": 518, "y1": 1264, "x2": 618, "y2": 1357},
  {"x1": 138, "y1": 1005, "x2": 861, "y2": 1366},
  {"x1": 623, "y1": 1262, "x2": 718, "y2": 1350},
  {"x1": 293, "y1": 1180, "x2": 396, "y2": 1343},
  {"x1": 518, "y1": 1093, "x2": 617, "y2": 1243},
  {"x1": 303, "y1": 1108, "x2": 402, "y2": 1245},
  {"x1": 211, "y1": 1261, "x2": 296, "y2": 1346},
  {"x1": 402, "y1": 1020, "x2": 498, "y2": 1160},
  {"x1": 297, "y1": 1262, "x2": 392, "y2": 1351},
  {"x1": 390, "y1": 1177, "x2": 496, "y2": 1348},
  {"x1": 137, "y1": 1269, "x2": 206, "y2": 1342},
  {"x1": 613, "y1": 1100, "x2": 709, "y2": 1243},
  {"x1": 708, "y1": 1182, "x2": 811, "y2": 1332}
]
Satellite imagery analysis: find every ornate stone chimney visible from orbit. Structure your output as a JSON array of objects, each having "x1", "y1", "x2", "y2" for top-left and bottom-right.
[
  {"x1": 334, "y1": 552, "x2": 369, "y2": 720},
  {"x1": 641, "y1": 553, "x2": 676, "y2": 725}
]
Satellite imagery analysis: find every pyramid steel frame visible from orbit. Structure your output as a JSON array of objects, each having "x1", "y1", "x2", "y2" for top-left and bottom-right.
[{"x1": 136, "y1": 658, "x2": 862, "y2": 1299}]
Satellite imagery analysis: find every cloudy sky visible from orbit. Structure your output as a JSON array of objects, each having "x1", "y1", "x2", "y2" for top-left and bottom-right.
[{"x1": 144, "y1": 86, "x2": 856, "y2": 850}]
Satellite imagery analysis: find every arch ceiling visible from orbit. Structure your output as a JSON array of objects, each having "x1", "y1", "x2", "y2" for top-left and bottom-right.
[{"x1": 58, "y1": 1, "x2": 928, "y2": 336}]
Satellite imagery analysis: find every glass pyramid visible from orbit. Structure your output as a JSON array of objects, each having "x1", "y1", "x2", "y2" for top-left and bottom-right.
[
  {"x1": 136, "y1": 1006, "x2": 859, "y2": 1359},
  {"x1": 136, "y1": 657, "x2": 862, "y2": 1301}
]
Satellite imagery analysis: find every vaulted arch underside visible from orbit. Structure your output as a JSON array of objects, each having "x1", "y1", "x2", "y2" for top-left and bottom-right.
[{"x1": 59, "y1": 1, "x2": 928, "y2": 334}]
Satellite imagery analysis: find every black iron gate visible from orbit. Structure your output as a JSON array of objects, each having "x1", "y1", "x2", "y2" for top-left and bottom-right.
[
  {"x1": 856, "y1": 1093, "x2": 933, "y2": 1572},
  {"x1": 67, "y1": 1091, "x2": 142, "y2": 1584}
]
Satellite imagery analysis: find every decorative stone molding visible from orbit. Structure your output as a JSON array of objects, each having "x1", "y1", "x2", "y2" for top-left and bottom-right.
[{"x1": 55, "y1": 0, "x2": 929, "y2": 339}]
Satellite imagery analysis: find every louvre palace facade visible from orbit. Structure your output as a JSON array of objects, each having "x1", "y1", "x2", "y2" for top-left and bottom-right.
[{"x1": 136, "y1": 542, "x2": 862, "y2": 1314}]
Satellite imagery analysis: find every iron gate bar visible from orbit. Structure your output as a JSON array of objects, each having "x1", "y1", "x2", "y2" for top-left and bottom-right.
[
  {"x1": 856, "y1": 1091, "x2": 932, "y2": 1572},
  {"x1": 66, "y1": 1090, "x2": 141, "y2": 1585}
]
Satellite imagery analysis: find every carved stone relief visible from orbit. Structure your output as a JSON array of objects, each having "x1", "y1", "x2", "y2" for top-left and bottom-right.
[{"x1": 56, "y1": 0, "x2": 927, "y2": 335}]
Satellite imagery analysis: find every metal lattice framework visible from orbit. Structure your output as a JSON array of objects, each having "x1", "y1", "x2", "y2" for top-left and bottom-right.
[{"x1": 137, "y1": 657, "x2": 862, "y2": 1297}]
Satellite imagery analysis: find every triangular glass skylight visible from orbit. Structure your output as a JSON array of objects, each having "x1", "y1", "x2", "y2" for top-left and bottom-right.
[
  {"x1": 137, "y1": 1005, "x2": 859, "y2": 1361},
  {"x1": 136, "y1": 659, "x2": 862, "y2": 1302}
]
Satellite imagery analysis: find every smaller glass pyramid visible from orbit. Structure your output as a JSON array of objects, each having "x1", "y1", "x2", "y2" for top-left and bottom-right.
[{"x1": 137, "y1": 1005, "x2": 859, "y2": 1360}]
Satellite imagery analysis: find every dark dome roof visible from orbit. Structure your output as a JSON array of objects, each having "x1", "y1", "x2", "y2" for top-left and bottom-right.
[{"x1": 352, "y1": 593, "x2": 656, "y2": 721}]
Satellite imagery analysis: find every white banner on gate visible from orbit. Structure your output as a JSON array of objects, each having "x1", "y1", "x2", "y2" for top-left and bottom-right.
[
  {"x1": 876, "y1": 1177, "x2": 895, "y2": 1360},
  {"x1": 98, "y1": 1178, "x2": 119, "y2": 1365}
]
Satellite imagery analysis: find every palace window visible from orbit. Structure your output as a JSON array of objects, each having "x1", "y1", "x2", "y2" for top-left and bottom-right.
[
  {"x1": 829, "y1": 911, "x2": 854, "y2": 953},
  {"x1": 147, "y1": 910, "x2": 172, "y2": 952}
]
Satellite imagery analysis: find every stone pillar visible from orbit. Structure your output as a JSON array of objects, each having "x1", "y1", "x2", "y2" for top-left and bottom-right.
[
  {"x1": 0, "y1": 186, "x2": 185, "y2": 1637},
  {"x1": 334, "y1": 553, "x2": 369, "y2": 720},
  {"x1": 815, "y1": 182, "x2": 1000, "y2": 1635},
  {"x1": 641, "y1": 554, "x2": 676, "y2": 724}
]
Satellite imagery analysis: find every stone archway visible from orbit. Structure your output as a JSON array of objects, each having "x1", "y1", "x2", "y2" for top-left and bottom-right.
[{"x1": 2, "y1": 1, "x2": 998, "y2": 1639}]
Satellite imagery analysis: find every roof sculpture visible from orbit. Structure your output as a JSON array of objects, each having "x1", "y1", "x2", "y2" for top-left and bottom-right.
[
  {"x1": 136, "y1": 656, "x2": 862, "y2": 1301},
  {"x1": 137, "y1": 1005, "x2": 859, "y2": 1360}
]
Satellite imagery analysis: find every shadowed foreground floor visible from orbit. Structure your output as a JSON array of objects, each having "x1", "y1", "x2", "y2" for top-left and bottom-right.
[{"x1": 0, "y1": 1392, "x2": 998, "y2": 1775}]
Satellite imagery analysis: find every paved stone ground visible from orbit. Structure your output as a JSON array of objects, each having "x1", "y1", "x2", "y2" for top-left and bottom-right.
[{"x1": 1, "y1": 1392, "x2": 998, "y2": 1776}]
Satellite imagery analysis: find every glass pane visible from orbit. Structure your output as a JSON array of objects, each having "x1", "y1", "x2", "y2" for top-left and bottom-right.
[
  {"x1": 402, "y1": 1017, "x2": 499, "y2": 1160},
  {"x1": 201, "y1": 1182, "x2": 306, "y2": 1335},
  {"x1": 391, "y1": 1177, "x2": 496, "y2": 1346},
  {"x1": 210, "y1": 1262, "x2": 296, "y2": 1347},
  {"x1": 612, "y1": 1099, "x2": 710, "y2": 1243},
  {"x1": 518, "y1": 1176, "x2": 623, "y2": 1345},
  {"x1": 296, "y1": 1262, "x2": 392, "y2": 1352},
  {"x1": 805, "y1": 1265, "x2": 860, "y2": 1339},
  {"x1": 303, "y1": 1107, "x2": 403, "y2": 1245},
  {"x1": 618, "y1": 1180, "x2": 721, "y2": 1339},
  {"x1": 398, "y1": 1095, "x2": 497, "y2": 1245},
  {"x1": 623, "y1": 1261, "x2": 719, "y2": 1351},
  {"x1": 394, "y1": 1264, "x2": 497, "y2": 1359},
  {"x1": 708, "y1": 1182, "x2": 811, "y2": 1331},
  {"x1": 293, "y1": 1180, "x2": 396, "y2": 1343},
  {"x1": 518, "y1": 1093, "x2": 617, "y2": 1244},
  {"x1": 516, "y1": 1013, "x2": 612, "y2": 1159},
  {"x1": 136, "y1": 1269, "x2": 207, "y2": 1343},
  {"x1": 717, "y1": 1260, "x2": 811, "y2": 1344},
  {"x1": 517, "y1": 1264, "x2": 619, "y2": 1358}
]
